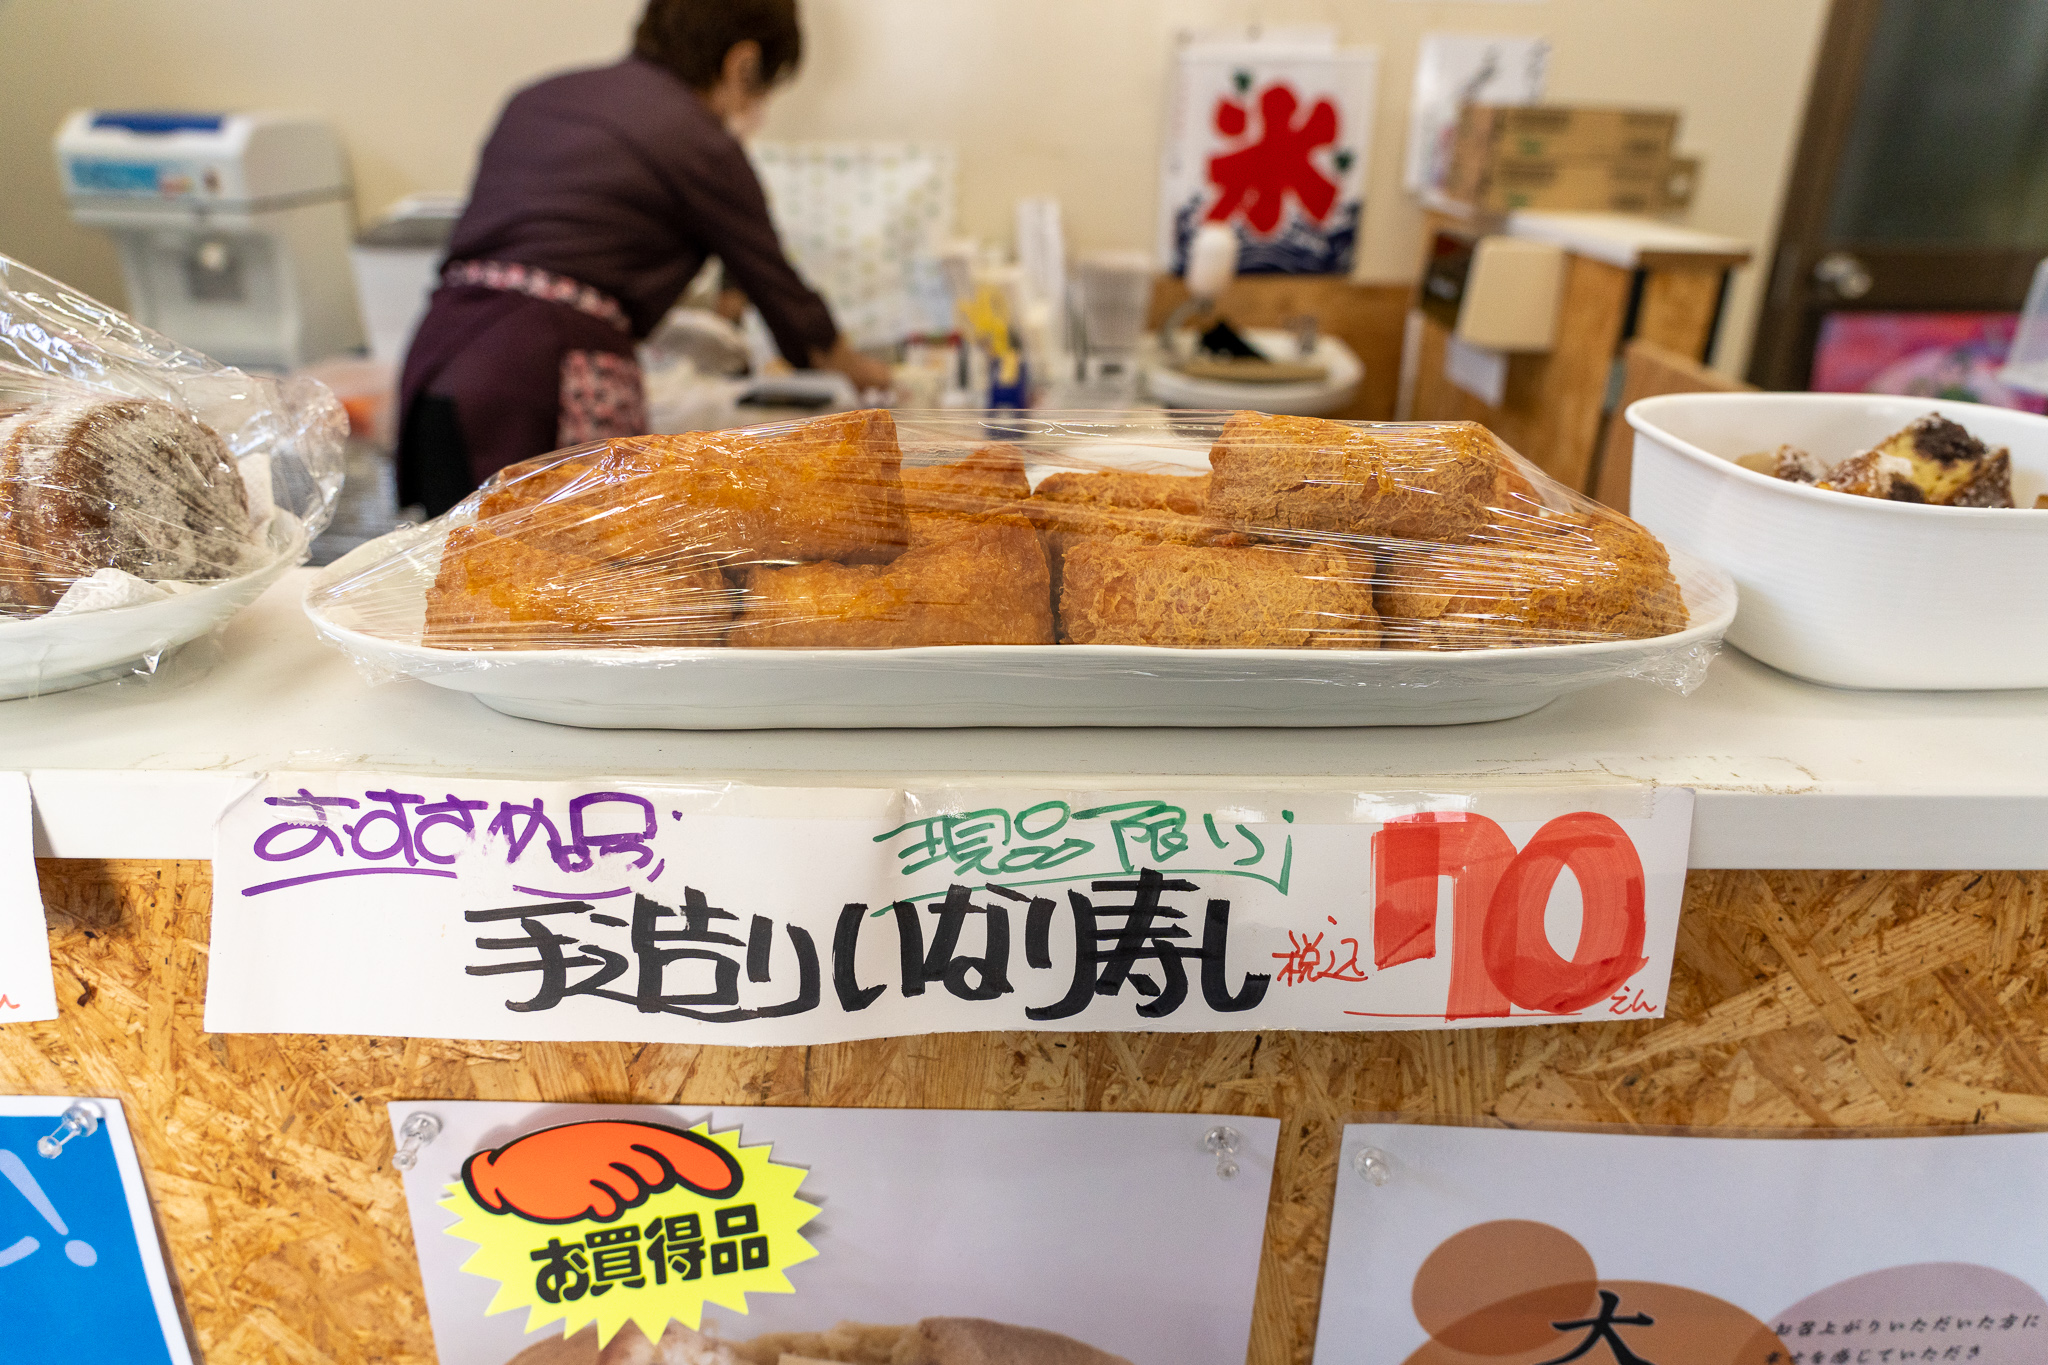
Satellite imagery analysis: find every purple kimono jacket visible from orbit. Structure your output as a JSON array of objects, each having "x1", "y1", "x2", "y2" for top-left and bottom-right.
[{"x1": 397, "y1": 56, "x2": 836, "y2": 513}]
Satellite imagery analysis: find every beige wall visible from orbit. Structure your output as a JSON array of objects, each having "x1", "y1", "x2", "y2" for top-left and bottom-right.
[{"x1": 0, "y1": 0, "x2": 1827, "y2": 373}]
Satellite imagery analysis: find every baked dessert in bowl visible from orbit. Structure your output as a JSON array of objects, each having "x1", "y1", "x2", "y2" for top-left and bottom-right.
[{"x1": 1628, "y1": 391, "x2": 2048, "y2": 689}]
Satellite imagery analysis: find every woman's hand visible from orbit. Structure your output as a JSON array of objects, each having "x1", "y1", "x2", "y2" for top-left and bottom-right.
[{"x1": 812, "y1": 335, "x2": 895, "y2": 396}]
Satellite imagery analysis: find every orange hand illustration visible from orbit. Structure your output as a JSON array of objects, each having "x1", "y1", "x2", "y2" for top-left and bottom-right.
[{"x1": 462, "y1": 1120, "x2": 743, "y2": 1224}]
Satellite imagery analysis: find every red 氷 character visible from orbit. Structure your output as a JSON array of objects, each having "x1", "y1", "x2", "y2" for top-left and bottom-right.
[{"x1": 1206, "y1": 83, "x2": 1341, "y2": 234}]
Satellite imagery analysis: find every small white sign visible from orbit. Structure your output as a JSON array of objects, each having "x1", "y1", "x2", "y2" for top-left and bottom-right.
[
  {"x1": 0, "y1": 773, "x2": 56, "y2": 1024},
  {"x1": 207, "y1": 775, "x2": 1692, "y2": 1045},
  {"x1": 1317, "y1": 1122, "x2": 2048, "y2": 1364},
  {"x1": 1405, "y1": 34, "x2": 1550, "y2": 195},
  {"x1": 394, "y1": 1101, "x2": 1278, "y2": 1365},
  {"x1": 1445, "y1": 334, "x2": 1510, "y2": 407}
]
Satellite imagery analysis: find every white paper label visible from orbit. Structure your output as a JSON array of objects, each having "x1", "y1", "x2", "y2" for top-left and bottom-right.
[
  {"x1": 1317, "y1": 1123, "x2": 2048, "y2": 1364},
  {"x1": 1446, "y1": 333, "x2": 1510, "y2": 407},
  {"x1": 207, "y1": 774, "x2": 1692, "y2": 1044},
  {"x1": 0, "y1": 774, "x2": 57, "y2": 1024}
]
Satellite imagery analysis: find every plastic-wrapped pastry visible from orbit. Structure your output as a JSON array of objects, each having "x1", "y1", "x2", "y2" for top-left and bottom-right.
[
  {"x1": 1022, "y1": 471, "x2": 1218, "y2": 537},
  {"x1": 731, "y1": 512, "x2": 1054, "y2": 648},
  {"x1": 0, "y1": 395, "x2": 257, "y2": 615},
  {"x1": 465, "y1": 408, "x2": 906, "y2": 568},
  {"x1": 902, "y1": 445, "x2": 1031, "y2": 520},
  {"x1": 1060, "y1": 537, "x2": 1379, "y2": 649},
  {"x1": 1033, "y1": 468, "x2": 1208, "y2": 516},
  {"x1": 418, "y1": 409, "x2": 907, "y2": 648},
  {"x1": 1206, "y1": 410, "x2": 1532, "y2": 541},
  {"x1": 1376, "y1": 509, "x2": 1685, "y2": 649},
  {"x1": 314, "y1": 410, "x2": 1710, "y2": 691},
  {"x1": 423, "y1": 524, "x2": 733, "y2": 648},
  {"x1": 1019, "y1": 467, "x2": 1226, "y2": 600}
]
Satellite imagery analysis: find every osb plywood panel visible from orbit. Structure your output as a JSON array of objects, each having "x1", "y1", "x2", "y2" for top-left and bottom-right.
[{"x1": 5, "y1": 861, "x2": 2046, "y2": 1365}]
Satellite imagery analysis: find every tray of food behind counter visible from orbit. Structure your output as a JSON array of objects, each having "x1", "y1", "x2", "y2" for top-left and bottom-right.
[{"x1": 302, "y1": 409, "x2": 1735, "y2": 728}]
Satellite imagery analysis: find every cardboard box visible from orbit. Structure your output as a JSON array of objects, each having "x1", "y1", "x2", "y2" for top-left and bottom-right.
[
  {"x1": 1454, "y1": 104, "x2": 1679, "y2": 165},
  {"x1": 1477, "y1": 156, "x2": 1695, "y2": 215},
  {"x1": 1443, "y1": 104, "x2": 1684, "y2": 211}
]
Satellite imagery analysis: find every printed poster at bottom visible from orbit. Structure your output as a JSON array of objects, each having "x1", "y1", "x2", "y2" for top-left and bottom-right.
[
  {"x1": 1315, "y1": 1122, "x2": 2048, "y2": 1365},
  {"x1": 208, "y1": 775, "x2": 1693, "y2": 1043},
  {"x1": 392, "y1": 1102, "x2": 1278, "y2": 1365},
  {"x1": 0, "y1": 1096, "x2": 194, "y2": 1363}
]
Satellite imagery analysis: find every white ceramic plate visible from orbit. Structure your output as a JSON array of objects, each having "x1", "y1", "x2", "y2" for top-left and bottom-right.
[
  {"x1": 1141, "y1": 330, "x2": 1365, "y2": 416},
  {"x1": 0, "y1": 513, "x2": 306, "y2": 700},
  {"x1": 304, "y1": 547, "x2": 1735, "y2": 730}
]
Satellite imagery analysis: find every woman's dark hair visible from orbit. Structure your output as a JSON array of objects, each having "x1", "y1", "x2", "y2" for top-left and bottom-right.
[{"x1": 635, "y1": 0, "x2": 803, "y2": 92}]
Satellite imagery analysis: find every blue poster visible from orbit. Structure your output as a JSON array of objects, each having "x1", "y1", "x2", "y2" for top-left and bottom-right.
[{"x1": 0, "y1": 1102, "x2": 187, "y2": 1363}]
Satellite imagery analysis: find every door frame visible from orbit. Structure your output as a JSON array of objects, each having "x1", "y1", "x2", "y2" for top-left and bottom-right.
[
  {"x1": 1746, "y1": 0, "x2": 2047, "y2": 390},
  {"x1": 1748, "y1": 0, "x2": 1884, "y2": 390}
]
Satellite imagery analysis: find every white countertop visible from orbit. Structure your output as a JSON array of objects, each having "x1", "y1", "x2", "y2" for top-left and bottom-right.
[
  {"x1": 1505, "y1": 210, "x2": 1752, "y2": 270},
  {"x1": 5, "y1": 571, "x2": 2046, "y2": 868}
]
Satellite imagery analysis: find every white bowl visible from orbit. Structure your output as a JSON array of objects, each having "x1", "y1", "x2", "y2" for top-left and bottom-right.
[{"x1": 1627, "y1": 392, "x2": 2048, "y2": 689}]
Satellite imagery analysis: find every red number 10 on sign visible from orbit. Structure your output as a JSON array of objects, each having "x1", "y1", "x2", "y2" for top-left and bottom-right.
[{"x1": 1373, "y1": 812, "x2": 1650, "y2": 1020}]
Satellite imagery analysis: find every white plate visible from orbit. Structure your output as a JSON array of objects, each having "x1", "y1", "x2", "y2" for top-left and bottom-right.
[
  {"x1": 304, "y1": 549, "x2": 1735, "y2": 730},
  {"x1": 0, "y1": 513, "x2": 306, "y2": 700},
  {"x1": 1141, "y1": 330, "x2": 1365, "y2": 416}
]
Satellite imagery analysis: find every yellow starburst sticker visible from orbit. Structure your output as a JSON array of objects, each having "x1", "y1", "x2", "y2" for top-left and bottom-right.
[{"x1": 439, "y1": 1118, "x2": 818, "y2": 1348}]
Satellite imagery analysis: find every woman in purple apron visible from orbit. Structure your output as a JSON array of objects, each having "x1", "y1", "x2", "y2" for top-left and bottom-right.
[{"x1": 397, "y1": 0, "x2": 888, "y2": 515}]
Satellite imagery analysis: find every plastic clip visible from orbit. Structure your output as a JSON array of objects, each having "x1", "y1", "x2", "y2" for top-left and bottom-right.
[
  {"x1": 37, "y1": 1101, "x2": 103, "y2": 1159},
  {"x1": 1202, "y1": 1125, "x2": 1242, "y2": 1180},
  {"x1": 1354, "y1": 1145, "x2": 1392, "y2": 1186},
  {"x1": 392, "y1": 1112, "x2": 443, "y2": 1172}
]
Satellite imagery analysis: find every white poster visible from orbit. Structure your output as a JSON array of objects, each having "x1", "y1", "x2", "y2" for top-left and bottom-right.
[
  {"x1": 0, "y1": 773, "x2": 56, "y2": 1023},
  {"x1": 1317, "y1": 1122, "x2": 2048, "y2": 1364},
  {"x1": 751, "y1": 142, "x2": 957, "y2": 350},
  {"x1": 207, "y1": 774, "x2": 1692, "y2": 1044},
  {"x1": 1158, "y1": 32, "x2": 1379, "y2": 275},
  {"x1": 1404, "y1": 35, "x2": 1550, "y2": 195},
  {"x1": 393, "y1": 1101, "x2": 1277, "y2": 1365}
]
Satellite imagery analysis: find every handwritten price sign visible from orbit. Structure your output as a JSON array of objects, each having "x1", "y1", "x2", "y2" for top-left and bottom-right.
[{"x1": 205, "y1": 776, "x2": 1692, "y2": 1043}]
